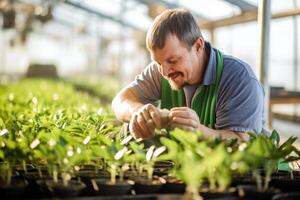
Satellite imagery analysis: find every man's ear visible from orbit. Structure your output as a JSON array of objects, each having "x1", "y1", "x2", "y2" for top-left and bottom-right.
[{"x1": 194, "y1": 37, "x2": 204, "y2": 52}]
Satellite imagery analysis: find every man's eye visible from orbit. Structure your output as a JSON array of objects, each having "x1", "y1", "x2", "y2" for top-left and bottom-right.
[{"x1": 168, "y1": 60, "x2": 177, "y2": 64}]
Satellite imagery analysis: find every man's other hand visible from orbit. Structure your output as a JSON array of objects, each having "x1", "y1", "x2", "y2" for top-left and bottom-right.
[
  {"x1": 129, "y1": 104, "x2": 163, "y2": 139},
  {"x1": 169, "y1": 107, "x2": 200, "y2": 132}
]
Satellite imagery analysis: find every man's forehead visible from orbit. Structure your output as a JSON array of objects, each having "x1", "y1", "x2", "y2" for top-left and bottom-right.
[{"x1": 151, "y1": 50, "x2": 180, "y2": 62}]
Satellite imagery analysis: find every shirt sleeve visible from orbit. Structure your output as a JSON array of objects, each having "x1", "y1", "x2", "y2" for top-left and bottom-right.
[
  {"x1": 128, "y1": 62, "x2": 162, "y2": 104},
  {"x1": 216, "y1": 62, "x2": 264, "y2": 134}
]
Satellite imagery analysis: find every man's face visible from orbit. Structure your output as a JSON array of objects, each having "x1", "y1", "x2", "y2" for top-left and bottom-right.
[{"x1": 151, "y1": 34, "x2": 201, "y2": 90}]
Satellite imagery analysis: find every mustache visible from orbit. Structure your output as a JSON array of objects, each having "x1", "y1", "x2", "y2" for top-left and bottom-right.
[{"x1": 168, "y1": 72, "x2": 183, "y2": 79}]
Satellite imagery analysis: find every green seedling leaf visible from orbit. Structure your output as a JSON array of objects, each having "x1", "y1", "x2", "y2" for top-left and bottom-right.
[
  {"x1": 0, "y1": 129, "x2": 8, "y2": 136},
  {"x1": 83, "y1": 136, "x2": 91, "y2": 145},
  {"x1": 120, "y1": 135, "x2": 133, "y2": 145},
  {"x1": 153, "y1": 146, "x2": 166, "y2": 158},
  {"x1": 114, "y1": 147, "x2": 128, "y2": 160},
  {"x1": 146, "y1": 145, "x2": 155, "y2": 162},
  {"x1": 30, "y1": 138, "x2": 40, "y2": 149},
  {"x1": 270, "y1": 129, "x2": 280, "y2": 146}
]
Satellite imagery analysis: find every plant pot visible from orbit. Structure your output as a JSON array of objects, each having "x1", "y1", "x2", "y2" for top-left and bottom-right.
[
  {"x1": 153, "y1": 161, "x2": 174, "y2": 176},
  {"x1": 231, "y1": 174, "x2": 255, "y2": 187},
  {"x1": 199, "y1": 187, "x2": 237, "y2": 200},
  {"x1": 133, "y1": 178, "x2": 164, "y2": 194},
  {"x1": 159, "y1": 178, "x2": 186, "y2": 194},
  {"x1": 23, "y1": 173, "x2": 52, "y2": 199},
  {"x1": 238, "y1": 184, "x2": 280, "y2": 200},
  {"x1": 78, "y1": 174, "x2": 109, "y2": 196},
  {"x1": 46, "y1": 179, "x2": 86, "y2": 197},
  {"x1": 0, "y1": 179, "x2": 28, "y2": 199},
  {"x1": 91, "y1": 179, "x2": 133, "y2": 196},
  {"x1": 272, "y1": 192, "x2": 300, "y2": 200},
  {"x1": 270, "y1": 176, "x2": 300, "y2": 192},
  {"x1": 33, "y1": 179, "x2": 53, "y2": 198}
]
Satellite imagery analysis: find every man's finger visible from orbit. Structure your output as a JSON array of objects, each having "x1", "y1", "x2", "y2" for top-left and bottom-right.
[
  {"x1": 136, "y1": 115, "x2": 152, "y2": 137},
  {"x1": 170, "y1": 108, "x2": 193, "y2": 118},
  {"x1": 148, "y1": 106, "x2": 161, "y2": 128},
  {"x1": 130, "y1": 116, "x2": 143, "y2": 139},
  {"x1": 171, "y1": 116, "x2": 199, "y2": 129}
]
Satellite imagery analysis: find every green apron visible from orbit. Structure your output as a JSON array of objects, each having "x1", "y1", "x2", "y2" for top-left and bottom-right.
[{"x1": 160, "y1": 50, "x2": 224, "y2": 129}]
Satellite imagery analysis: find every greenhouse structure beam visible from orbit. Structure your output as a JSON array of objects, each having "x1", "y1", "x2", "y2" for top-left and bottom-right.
[
  {"x1": 201, "y1": 7, "x2": 300, "y2": 29},
  {"x1": 223, "y1": 0, "x2": 257, "y2": 11},
  {"x1": 258, "y1": 0, "x2": 271, "y2": 128},
  {"x1": 64, "y1": 0, "x2": 142, "y2": 31},
  {"x1": 135, "y1": 0, "x2": 208, "y2": 20}
]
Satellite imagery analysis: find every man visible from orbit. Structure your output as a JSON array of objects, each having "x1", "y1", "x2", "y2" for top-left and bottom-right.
[{"x1": 112, "y1": 8, "x2": 264, "y2": 141}]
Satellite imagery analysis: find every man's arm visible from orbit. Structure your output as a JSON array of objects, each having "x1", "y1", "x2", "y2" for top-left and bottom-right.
[
  {"x1": 198, "y1": 124, "x2": 249, "y2": 141},
  {"x1": 112, "y1": 86, "x2": 144, "y2": 123},
  {"x1": 170, "y1": 107, "x2": 249, "y2": 141}
]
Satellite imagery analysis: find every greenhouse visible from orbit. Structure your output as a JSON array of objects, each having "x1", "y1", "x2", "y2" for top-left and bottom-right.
[{"x1": 1, "y1": 0, "x2": 300, "y2": 199}]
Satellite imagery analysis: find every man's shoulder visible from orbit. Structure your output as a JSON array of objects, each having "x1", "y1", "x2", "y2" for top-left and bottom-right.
[{"x1": 222, "y1": 54, "x2": 257, "y2": 79}]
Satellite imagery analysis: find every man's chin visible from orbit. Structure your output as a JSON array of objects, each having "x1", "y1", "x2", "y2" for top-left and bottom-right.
[{"x1": 169, "y1": 80, "x2": 187, "y2": 91}]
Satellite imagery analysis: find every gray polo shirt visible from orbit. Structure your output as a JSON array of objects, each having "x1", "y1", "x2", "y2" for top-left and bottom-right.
[{"x1": 129, "y1": 42, "x2": 265, "y2": 133}]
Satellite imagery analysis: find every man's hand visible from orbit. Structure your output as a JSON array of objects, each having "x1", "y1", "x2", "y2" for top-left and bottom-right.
[
  {"x1": 169, "y1": 107, "x2": 201, "y2": 132},
  {"x1": 129, "y1": 104, "x2": 163, "y2": 139}
]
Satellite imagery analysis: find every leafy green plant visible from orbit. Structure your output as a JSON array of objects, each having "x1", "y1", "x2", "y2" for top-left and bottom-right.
[{"x1": 241, "y1": 130, "x2": 300, "y2": 191}]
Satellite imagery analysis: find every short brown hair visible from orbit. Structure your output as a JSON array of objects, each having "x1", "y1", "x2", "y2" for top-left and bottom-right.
[{"x1": 146, "y1": 8, "x2": 203, "y2": 51}]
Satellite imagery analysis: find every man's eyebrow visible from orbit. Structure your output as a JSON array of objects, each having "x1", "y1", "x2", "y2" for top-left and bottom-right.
[{"x1": 166, "y1": 55, "x2": 179, "y2": 61}]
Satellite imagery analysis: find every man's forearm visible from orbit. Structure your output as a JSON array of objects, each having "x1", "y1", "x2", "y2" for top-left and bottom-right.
[
  {"x1": 111, "y1": 88, "x2": 144, "y2": 122},
  {"x1": 198, "y1": 124, "x2": 249, "y2": 141}
]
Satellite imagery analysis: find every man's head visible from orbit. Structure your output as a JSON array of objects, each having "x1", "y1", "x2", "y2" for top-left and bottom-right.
[{"x1": 146, "y1": 9, "x2": 206, "y2": 90}]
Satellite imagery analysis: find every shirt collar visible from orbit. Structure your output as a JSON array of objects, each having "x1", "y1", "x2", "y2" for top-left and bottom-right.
[{"x1": 201, "y1": 42, "x2": 216, "y2": 86}]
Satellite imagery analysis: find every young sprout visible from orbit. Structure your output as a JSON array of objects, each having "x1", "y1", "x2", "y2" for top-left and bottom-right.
[
  {"x1": 145, "y1": 146, "x2": 167, "y2": 180},
  {"x1": 83, "y1": 136, "x2": 91, "y2": 145},
  {"x1": 0, "y1": 129, "x2": 8, "y2": 136},
  {"x1": 121, "y1": 135, "x2": 133, "y2": 145},
  {"x1": 30, "y1": 138, "x2": 40, "y2": 149}
]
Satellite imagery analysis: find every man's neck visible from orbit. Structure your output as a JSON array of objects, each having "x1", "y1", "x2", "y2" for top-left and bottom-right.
[{"x1": 193, "y1": 46, "x2": 208, "y2": 85}]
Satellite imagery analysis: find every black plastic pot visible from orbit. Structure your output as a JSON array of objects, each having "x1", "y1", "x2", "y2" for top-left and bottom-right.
[
  {"x1": 159, "y1": 178, "x2": 186, "y2": 194},
  {"x1": 35, "y1": 179, "x2": 53, "y2": 198},
  {"x1": 238, "y1": 185, "x2": 280, "y2": 200},
  {"x1": 91, "y1": 179, "x2": 133, "y2": 196},
  {"x1": 200, "y1": 187, "x2": 237, "y2": 200},
  {"x1": 133, "y1": 178, "x2": 164, "y2": 194},
  {"x1": 272, "y1": 192, "x2": 300, "y2": 200},
  {"x1": 0, "y1": 179, "x2": 28, "y2": 200},
  {"x1": 46, "y1": 179, "x2": 86, "y2": 197},
  {"x1": 24, "y1": 174, "x2": 52, "y2": 199},
  {"x1": 153, "y1": 161, "x2": 174, "y2": 177},
  {"x1": 80, "y1": 177, "x2": 109, "y2": 196},
  {"x1": 231, "y1": 174, "x2": 256, "y2": 187},
  {"x1": 270, "y1": 176, "x2": 300, "y2": 192}
]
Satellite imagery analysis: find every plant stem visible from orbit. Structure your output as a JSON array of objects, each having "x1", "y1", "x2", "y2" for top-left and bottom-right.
[
  {"x1": 22, "y1": 160, "x2": 27, "y2": 175},
  {"x1": 253, "y1": 170, "x2": 262, "y2": 191},
  {"x1": 147, "y1": 166, "x2": 154, "y2": 181},
  {"x1": 110, "y1": 164, "x2": 116, "y2": 184},
  {"x1": 38, "y1": 166, "x2": 43, "y2": 178},
  {"x1": 6, "y1": 162, "x2": 12, "y2": 186},
  {"x1": 183, "y1": 185, "x2": 203, "y2": 200},
  {"x1": 53, "y1": 170, "x2": 58, "y2": 183}
]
